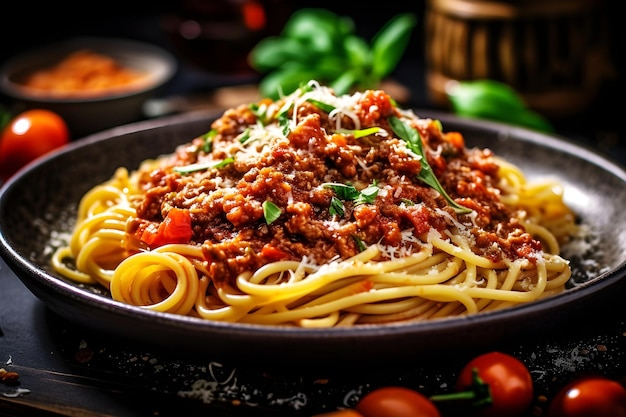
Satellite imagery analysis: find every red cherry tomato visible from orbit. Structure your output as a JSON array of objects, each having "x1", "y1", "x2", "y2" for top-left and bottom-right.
[
  {"x1": 547, "y1": 376, "x2": 626, "y2": 417},
  {"x1": 0, "y1": 109, "x2": 70, "y2": 181},
  {"x1": 456, "y1": 351, "x2": 533, "y2": 417},
  {"x1": 356, "y1": 386, "x2": 441, "y2": 417}
]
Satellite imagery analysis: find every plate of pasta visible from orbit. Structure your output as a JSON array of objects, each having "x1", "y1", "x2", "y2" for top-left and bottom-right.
[{"x1": 1, "y1": 82, "x2": 625, "y2": 362}]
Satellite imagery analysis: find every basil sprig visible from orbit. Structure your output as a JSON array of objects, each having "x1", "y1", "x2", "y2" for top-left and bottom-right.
[
  {"x1": 249, "y1": 9, "x2": 416, "y2": 99},
  {"x1": 389, "y1": 116, "x2": 472, "y2": 214}
]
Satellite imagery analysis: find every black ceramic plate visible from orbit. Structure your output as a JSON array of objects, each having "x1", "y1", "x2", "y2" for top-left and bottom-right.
[{"x1": 1, "y1": 110, "x2": 625, "y2": 363}]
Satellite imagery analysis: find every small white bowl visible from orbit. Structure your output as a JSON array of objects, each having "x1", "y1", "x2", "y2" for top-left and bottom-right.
[{"x1": 0, "y1": 37, "x2": 177, "y2": 138}]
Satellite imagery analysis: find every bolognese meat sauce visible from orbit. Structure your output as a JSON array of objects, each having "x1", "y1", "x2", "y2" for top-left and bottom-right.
[{"x1": 129, "y1": 82, "x2": 541, "y2": 286}]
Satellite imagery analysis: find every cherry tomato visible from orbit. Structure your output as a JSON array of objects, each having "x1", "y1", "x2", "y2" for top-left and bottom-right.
[
  {"x1": 547, "y1": 376, "x2": 626, "y2": 417},
  {"x1": 0, "y1": 109, "x2": 70, "y2": 181},
  {"x1": 456, "y1": 351, "x2": 533, "y2": 417},
  {"x1": 356, "y1": 386, "x2": 441, "y2": 417}
]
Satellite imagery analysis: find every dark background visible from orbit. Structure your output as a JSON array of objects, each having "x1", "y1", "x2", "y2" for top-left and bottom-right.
[{"x1": 1, "y1": 0, "x2": 623, "y2": 159}]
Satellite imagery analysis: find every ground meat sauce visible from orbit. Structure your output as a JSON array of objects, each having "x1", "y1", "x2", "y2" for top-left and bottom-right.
[{"x1": 129, "y1": 84, "x2": 541, "y2": 286}]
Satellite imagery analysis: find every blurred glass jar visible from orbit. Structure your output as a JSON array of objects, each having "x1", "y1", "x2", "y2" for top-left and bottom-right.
[
  {"x1": 424, "y1": 0, "x2": 616, "y2": 118},
  {"x1": 162, "y1": 0, "x2": 292, "y2": 76}
]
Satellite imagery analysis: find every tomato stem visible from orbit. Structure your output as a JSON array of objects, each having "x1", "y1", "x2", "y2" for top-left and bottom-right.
[{"x1": 429, "y1": 368, "x2": 493, "y2": 407}]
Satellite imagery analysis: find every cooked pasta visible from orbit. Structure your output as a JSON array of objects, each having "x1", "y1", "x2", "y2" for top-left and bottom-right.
[{"x1": 51, "y1": 81, "x2": 577, "y2": 327}]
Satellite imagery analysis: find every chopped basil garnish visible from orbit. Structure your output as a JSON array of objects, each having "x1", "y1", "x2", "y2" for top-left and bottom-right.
[
  {"x1": 249, "y1": 102, "x2": 267, "y2": 121},
  {"x1": 351, "y1": 126, "x2": 381, "y2": 139},
  {"x1": 262, "y1": 200, "x2": 281, "y2": 224},
  {"x1": 238, "y1": 128, "x2": 253, "y2": 144},
  {"x1": 201, "y1": 129, "x2": 216, "y2": 153},
  {"x1": 354, "y1": 181, "x2": 379, "y2": 205},
  {"x1": 329, "y1": 196, "x2": 345, "y2": 217},
  {"x1": 278, "y1": 116, "x2": 291, "y2": 136},
  {"x1": 323, "y1": 181, "x2": 380, "y2": 217},
  {"x1": 306, "y1": 98, "x2": 336, "y2": 113},
  {"x1": 351, "y1": 235, "x2": 367, "y2": 252},
  {"x1": 173, "y1": 157, "x2": 235, "y2": 174},
  {"x1": 323, "y1": 183, "x2": 360, "y2": 200},
  {"x1": 389, "y1": 116, "x2": 472, "y2": 214}
]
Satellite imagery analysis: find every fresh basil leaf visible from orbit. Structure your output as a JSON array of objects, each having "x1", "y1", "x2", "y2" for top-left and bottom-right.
[
  {"x1": 323, "y1": 181, "x2": 379, "y2": 206},
  {"x1": 338, "y1": 126, "x2": 381, "y2": 139},
  {"x1": 306, "y1": 99, "x2": 336, "y2": 113},
  {"x1": 446, "y1": 79, "x2": 553, "y2": 132},
  {"x1": 371, "y1": 13, "x2": 417, "y2": 78},
  {"x1": 330, "y1": 69, "x2": 361, "y2": 95},
  {"x1": 248, "y1": 37, "x2": 304, "y2": 72},
  {"x1": 389, "y1": 116, "x2": 472, "y2": 214},
  {"x1": 343, "y1": 35, "x2": 370, "y2": 68},
  {"x1": 278, "y1": 116, "x2": 291, "y2": 136},
  {"x1": 351, "y1": 235, "x2": 367, "y2": 252},
  {"x1": 174, "y1": 157, "x2": 234, "y2": 174},
  {"x1": 323, "y1": 183, "x2": 360, "y2": 200},
  {"x1": 201, "y1": 129, "x2": 216, "y2": 153},
  {"x1": 329, "y1": 196, "x2": 345, "y2": 217},
  {"x1": 282, "y1": 8, "x2": 351, "y2": 54},
  {"x1": 354, "y1": 182, "x2": 379, "y2": 205},
  {"x1": 263, "y1": 200, "x2": 281, "y2": 224},
  {"x1": 258, "y1": 66, "x2": 320, "y2": 99},
  {"x1": 238, "y1": 128, "x2": 252, "y2": 144}
]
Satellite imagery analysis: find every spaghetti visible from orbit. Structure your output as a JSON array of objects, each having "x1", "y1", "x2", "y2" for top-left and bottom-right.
[{"x1": 52, "y1": 81, "x2": 577, "y2": 327}]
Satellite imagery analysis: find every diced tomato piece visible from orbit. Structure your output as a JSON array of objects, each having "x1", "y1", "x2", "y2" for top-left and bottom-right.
[
  {"x1": 140, "y1": 208, "x2": 193, "y2": 247},
  {"x1": 261, "y1": 243, "x2": 290, "y2": 262}
]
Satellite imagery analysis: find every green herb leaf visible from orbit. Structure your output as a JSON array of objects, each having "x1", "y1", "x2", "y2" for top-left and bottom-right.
[
  {"x1": 278, "y1": 116, "x2": 291, "y2": 136},
  {"x1": 174, "y1": 157, "x2": 234, "y2": 174},
  {"x1": 258, "y1": 66, "x2": 321, "y2": 100},
  {"x1": 446, "y1": 79, "x2": 553, "y2": 132},
  {"x1": 323, "y1": 181, "x2": 380, "y2": 207},
  {"x1": 238, "y1": 128, "x2": 253, "y2": 144},
  {"x1": 323, "y1": 183, "x2": 360, "y2": 200},
  {"x1": 249, "y1": 9, "x2": 416, "y2": 99},
  {"x1": 337, "y1": 126, "x2": 381, "y2": 138},
  {"x1": 371, "y1": 13, "x2": 417, "y2": 78},
  {"x1": 329, "y1": 196, "x2": 345, "y2": 217},
  {"x1": 263, "y1": 200, "x2": 281, "y2": 224},
  {"x1": 389, "y1": 116, "x2": 472, "y2": 214},
  {"x1": 247, "y1": 37, "x2": 304, "y2": 72},
  {"x1": 306, "y1": 98, "x2": 336, "y2": 113},
  {"x1": 354, "y1": 181, "x2": 379, "y2": 205},
  {"x1": 281, "y1": 8, "x2": 352, "y2": 54},
  {"x1": 352, "y1": 235, "x2": 367, "y2": 252},
  {"x1": 201, "y1": 130, "x2": 216, "y2": 153}
]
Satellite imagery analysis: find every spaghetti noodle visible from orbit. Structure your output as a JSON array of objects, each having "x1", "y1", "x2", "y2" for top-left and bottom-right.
[{"x1": 52, "y1": 81, "x2": 577, "y2": 327}]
